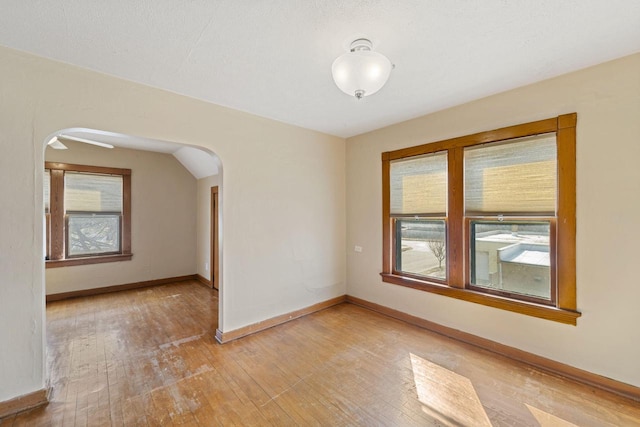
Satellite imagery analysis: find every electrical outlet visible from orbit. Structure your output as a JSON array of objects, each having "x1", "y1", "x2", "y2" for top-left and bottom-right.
[{"x1": 354, "y1": 245, "x2": 363, "y2": 253}]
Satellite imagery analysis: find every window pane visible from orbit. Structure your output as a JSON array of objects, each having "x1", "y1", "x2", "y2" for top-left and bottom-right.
[
  {"x1": 68, "y1": 214, "x2": 120, "y2": 256},
  {"x1": 65, "y1": 172, "x2": 123, "y2": 212},
  {"x1": 390, "y1": 152, "x2": 447, "y2": 215},
  {"x1": 470, "y1": 221, "x2": 551, "y2": 300},
  {"x1": 465, "y1": 134, "x2": 556, "y2": 214},
  {"x1": 395, "y1": 219, "x2": 446, "y2": 280}
]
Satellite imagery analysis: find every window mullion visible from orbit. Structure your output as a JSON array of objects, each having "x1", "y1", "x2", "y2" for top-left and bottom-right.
[
  {"x1": 49, "y1": 169, "x2": 65, "y2": 260},
  {"x1": 448, "y1": 147, "x2": 464, "y2": 288}
]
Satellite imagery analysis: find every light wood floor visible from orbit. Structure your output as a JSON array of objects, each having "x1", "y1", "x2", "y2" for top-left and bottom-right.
[{"x1": 2, "y1": 281, "x2": 639, "y2": 426}]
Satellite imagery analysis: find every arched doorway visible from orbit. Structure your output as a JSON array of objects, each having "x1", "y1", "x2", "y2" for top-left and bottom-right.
[{"x1": 41, "y1": 127, "x2": 223, "y2": 332}]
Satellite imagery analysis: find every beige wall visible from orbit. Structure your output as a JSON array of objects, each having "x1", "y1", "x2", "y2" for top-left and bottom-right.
[
  {"x1": 0, "y1": 46, "x2": 346, "y2": 402},
  {"x1": 346, "y1": 53, "x2": 640, "y2": 387},
  {"x1": 44, "y1": 141, "x2": 197, "y2": 294},
  {"x1": 196, "y1": 174, "x2": 220, "y2": 284},
  {"x1": 5, "y1": 37, "x2": 636, "y2": 405}
]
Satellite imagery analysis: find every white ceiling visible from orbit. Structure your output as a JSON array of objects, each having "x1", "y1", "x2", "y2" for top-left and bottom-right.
[{"x1": 2, "y1": 1, "x2": 640, "y2": 138}]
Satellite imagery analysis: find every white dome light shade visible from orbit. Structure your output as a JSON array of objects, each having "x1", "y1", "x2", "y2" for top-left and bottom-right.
[{"x1": 332, "y1": 39, "x2": 392, "y2": 99}]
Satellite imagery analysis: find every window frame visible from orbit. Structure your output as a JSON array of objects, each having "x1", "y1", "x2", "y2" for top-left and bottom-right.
[
  {"x1": 45, "y1": 162, "x2": 132, "y2": 268},
  {"x1": 381, "y1": 114, "x2": 580, "y2": 324}
]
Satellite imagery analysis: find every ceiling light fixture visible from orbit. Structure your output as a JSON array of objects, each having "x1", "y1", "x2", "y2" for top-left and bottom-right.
[{"x1": 331, "y1": 38, "x2": 392, "y2": 100}]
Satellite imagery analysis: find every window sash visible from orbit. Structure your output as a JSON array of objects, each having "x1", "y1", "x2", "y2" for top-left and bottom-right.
[
  {"x1": 392, "y1": 217, "x2": 447, "y2": 283},
  {"x1": 465, "y1": 217, "x2": 557, "y2": 306},
  {"x1": 65, "y1": 213, "x2": 123, "y2": 258}
]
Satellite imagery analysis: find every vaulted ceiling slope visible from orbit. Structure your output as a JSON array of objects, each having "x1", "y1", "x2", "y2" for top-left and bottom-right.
[{"x1": 2, "y1": 1, "x2": 639, "y2": 138}]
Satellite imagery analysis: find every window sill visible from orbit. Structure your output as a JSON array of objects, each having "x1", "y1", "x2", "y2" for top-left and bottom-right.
[
  {"x1": 380, "y1": 273, "x2": 581, "y2": 325},
  {"x1": 46, "y1": 254, "x2": 133, "y2": 269}
]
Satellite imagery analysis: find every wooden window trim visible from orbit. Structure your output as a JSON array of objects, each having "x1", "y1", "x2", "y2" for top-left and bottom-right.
[
  {"x1": 46, "y1": 254, "x2": 133, "y2": 268},
  {"x1": 45, "y1": 162, "x2": 132, "y2": 268},
  {"x1": 45, "y1": 162, "x2": 131, "y2": 176},
  {"x1": 381, "y1": 114, "x2": 580, "y2": 325}
]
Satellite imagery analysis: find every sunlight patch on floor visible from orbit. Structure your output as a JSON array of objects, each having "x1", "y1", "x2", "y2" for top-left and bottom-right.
[
  {"x1": 410, "y1": 353, "x2": 492, "y2": 426},
  {"x1": 526, "y1": 404, "x2": 579, "y2": 427},
  {"x1": 410, "y1": 353, "x2": 579, "y2": 426}
]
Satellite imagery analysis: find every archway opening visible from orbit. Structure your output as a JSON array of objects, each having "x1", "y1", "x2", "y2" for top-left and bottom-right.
[{"x1": 40, "y1": 127, "x2": 224, "y2": 388}]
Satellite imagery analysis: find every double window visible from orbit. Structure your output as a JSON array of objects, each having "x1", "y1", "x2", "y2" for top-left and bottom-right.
[
  {"x1": 45, "y1": 162, "x2": 132, "y2": 267},
  {"x1": 381, "y1": 114, "x2": 579, "y2": 324}
]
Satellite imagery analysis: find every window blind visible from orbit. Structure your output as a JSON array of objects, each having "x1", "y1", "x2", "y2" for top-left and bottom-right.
[
  {"x1": 64, "y1": 172, "x2": 123, "y2": 213},
  {"x1": 464, "y1": 134, "x2": 557, "y2": 214},
  {"x1": 390, "y1": 151, "x2": 447, "y2": 215}
]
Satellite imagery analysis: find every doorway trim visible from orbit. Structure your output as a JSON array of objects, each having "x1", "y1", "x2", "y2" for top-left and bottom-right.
[{"x1": 211, "y1": 186, "x2": 219, "y2": 290}]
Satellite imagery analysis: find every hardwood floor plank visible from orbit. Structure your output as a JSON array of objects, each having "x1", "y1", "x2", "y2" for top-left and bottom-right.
[
  {"x1": 4, "y1": 281, "x2": 639, "y2": 426},
  {"x1": 121, "y1": 395, "x2": 148, "y2": 427},
  {"x1": 0, "y1": 414, "x2": 15, "y2": 426}
]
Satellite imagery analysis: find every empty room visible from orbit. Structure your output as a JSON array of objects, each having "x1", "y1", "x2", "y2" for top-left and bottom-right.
[{"x1": 1, "y1": 1, "x2": 639, "y2": 425}]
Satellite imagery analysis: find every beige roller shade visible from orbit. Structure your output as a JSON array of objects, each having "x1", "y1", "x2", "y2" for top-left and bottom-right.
[
  {"x1": 464, "y1": 134, "x2": 556, "y2": 214},
  {"x1": 390, "y1": 151, "x2": 447, "y2": 215},
  {"x1": 64, "y1": 172, "x2": 123, "y2": 213}
]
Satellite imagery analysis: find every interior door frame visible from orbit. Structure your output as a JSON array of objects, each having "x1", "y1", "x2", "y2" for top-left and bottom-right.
[{"x1": 211, "y1": 186, "x2": 219, "y2": 290}]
